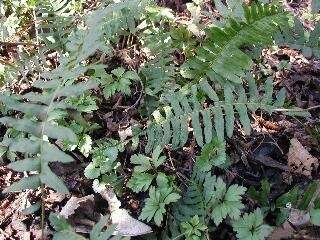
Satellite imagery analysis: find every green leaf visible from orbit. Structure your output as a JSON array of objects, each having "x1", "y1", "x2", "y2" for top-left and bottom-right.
[
  {"x1": 235, "y1": 85, "x2": 251, "y2": 135},
  {"x1": 42, "y1": 143, "x2": 74, "y2": 163},
  {"x1": 127, "y1": 172, "x2": 155, "y2": 193},
  {"x1": 111, "y1": 67, "x2": 126, "y2": 77},
  {"x1": 79, "y1": 134, "x2": 92, "y2": 157},
  {"x1": 49, "y1": 213, "x2": 73, "y2": 232},
  {"x1": 310, "y1": 209, "x2": 320, "y2": 226},
  {"x1": 55, "y1": 80, "x2": 97, "y2": 98},
  {"x1": 276, "y1": 186, "x2": 300, "y2": 208},
  {"x1": 53, "y1": 230, "x2": 87, "y2": 240},
  {"x1": 140, "y1": 186, "x2": 180, "y2": 226},
  {"x1": 84, "y1": 163, "x2": 100, "y2": 179},
  {"x1": 164, "y1": 192, "x2": 181, "y2": 204},
  {"x1": 181, "y1": 215, "x2": 207, "y2": 240},
  {"x1": 196, "y1": 138, "x2": 224, "y2": 171},
  {"x1": 90, "y1": 215, "x2": 116, "y2": 240},
  {"x1": 224, "y1": 84, "x2": 235, "y2": 138},
  {"x1": 3, "y1": 175, "x2": 41, "y2": 193},
  {"x1": 8, "y1": 158, "x2": 41, "y2": 172},
  {"x1": 156, "y1": 172, "x2": 171, "y2": 189},
  {"x1": 40, "y1": 165, "x2": 69, "y2": 193},
  {"x1": 3, "y1": 138, "x2": 40, "y2": 154},
  {"x1": 22, "y1": 202, "x2": 41, "y2": 214},
  {"x1": 0, "y1": 117, "x2": 41, "y2": 137},
  {"x1": 130, "y1": 154, "x2": 153, "y2": 172},
  {"x1": 0, "y1": 94, "x2": 47, "y2": 119},
  {"x1": 248, "y1": 179, "x2": 270, "y2": 207},
  {"x1": 299, "y1": 181, "x2": 319, "y2": 210},
  {"x1": 211, "y1": 178, "x2": 246, "y2": 225},
  {"x1": 273, "y1": 88, "x2": 286, "y2": 108},
  {"x1": 42, "y1": 123, "x2": 78, "y2": 143},
  {"x1": 232, "y1": 208, "x2": 273, "y2": 240}
]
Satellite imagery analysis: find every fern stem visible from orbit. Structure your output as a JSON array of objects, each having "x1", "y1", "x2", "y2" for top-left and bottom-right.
[
  {"x1": 32, "y1": 8, "x2": 47, "y2": 239},
  {"x1": 40, "y1": 184, "x2": 45, "y2": 239},
  {"x1": 170, "y1": 233, "x2": 185, "y2": 240},
  {"x1": 0, "y1": 41, "x2": 40, "y2": 47},
  {"x1": 274, "y1": 104, "x2": 320, "y2": 112}
]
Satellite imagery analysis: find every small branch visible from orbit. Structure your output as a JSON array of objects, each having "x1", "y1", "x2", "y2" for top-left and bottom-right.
[
  {"x1": 274, "y1": 105, "x2": 320, "y2": 112},
  {"x1": 0, "y1": 41, "x2": 41, "y2": 47}
]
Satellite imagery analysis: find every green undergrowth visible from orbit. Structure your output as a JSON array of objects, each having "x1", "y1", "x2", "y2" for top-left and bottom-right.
[{"x1": 0, "y1": 0, "x2": 319, "y2": 239}]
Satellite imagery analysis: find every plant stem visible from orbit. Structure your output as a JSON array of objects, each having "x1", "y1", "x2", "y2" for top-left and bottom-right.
[
  {"x1": 40, "y1": 184, "x2": 45, "y2": 239},
  {"x1": 32, "y1": 8, "x2": 46, "y2": 240},
  {"x1": 170, "y1": 233, "x2": 185, "y2": 240}
]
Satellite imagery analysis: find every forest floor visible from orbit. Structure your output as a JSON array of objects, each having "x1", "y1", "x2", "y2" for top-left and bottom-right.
[{"x1": 0, "y1": 0, "x2": 320, "y2": 239}]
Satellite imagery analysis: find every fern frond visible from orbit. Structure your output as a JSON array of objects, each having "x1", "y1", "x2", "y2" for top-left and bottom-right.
[
  {"x1": 67, "y1": 0, "x2": 149, "y2": 64},
  {"x1": 0, "y1": 78, "x2": 96, "y2": 197},
  {"x1": 145, "y1": 77, "x2": 285, "y2": 153},
  {"x1": 274, "y1": 19, "x2": 320, "y2": 58},
  {"x1": 182, "y1": 3, "x2": 287, "y2": 84},
  {"x1": 36, "y1": 0, "x2": 80, "y2": 50},
  {"x1": 173, "y1": 171, "x2": 209, "y2": 223}
]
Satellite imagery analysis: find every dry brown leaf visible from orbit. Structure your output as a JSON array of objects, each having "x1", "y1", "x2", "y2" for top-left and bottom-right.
[
  {"x1": 269, "y1": 221, "x2": 296, "y2": 240},
  {"x1": 287, "y1": 138, "x2": 318, "y2": 177},
  {"x1": 118, "y1": 127, "x2": 132, "y2": 141},
  {"x1": 269, "y1": 209, "x2": 310, "y2": 240},
  {"x1": 60, "y1": 195, "x2": 94, "y2": 219},
  {"x1": 288, "y1": 209, "x2": 310, "y2": 227},
  {"x1": 111, "y1": 208, "x2": 153, "y2": 236},
  {"x1": 100, "y1": 188, "x2": 152, "y2": 236}
]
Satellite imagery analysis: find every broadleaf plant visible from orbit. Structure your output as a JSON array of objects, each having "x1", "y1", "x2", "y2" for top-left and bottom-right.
[{"x1": 232, "y1": 209, "x2": 273, "y2": 240}]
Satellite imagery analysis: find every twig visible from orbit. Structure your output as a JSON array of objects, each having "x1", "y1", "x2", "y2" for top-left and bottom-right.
[
  {"x1": 274, "y1": 105, "x2": 320, "y2": 112},
  {"x1": 252, "y1": 155, "x2": 289, "y2": 171},
  {"x1": 115, "y1": 81, "x2": 144, "y2": 112},
  {"x1": 0, "y1": 41, "x2": 41, "y2": 47}
]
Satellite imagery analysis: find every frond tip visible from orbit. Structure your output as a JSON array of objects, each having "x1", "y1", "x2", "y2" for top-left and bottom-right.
[{"x1": 182, "y1": 3, "x2": 288, "y2": 84}]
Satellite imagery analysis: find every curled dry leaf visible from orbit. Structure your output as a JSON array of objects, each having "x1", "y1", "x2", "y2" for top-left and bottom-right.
[
  {"x1": 269, "y1": 209, "x2": 310, "y2": 240},
  {"x1": 60, "y1": 195, "x2": 94, "y2": 219},
  {"x1": 100, "y1": 188, "x2": 152, "y2": 236},
  {"x1": 269, "y1": 221, "x2": 296, "y2": 240},
  {"x1": 287, "y1": 138, "x2": 319, "y2": 177},
  {"x1": 118, "y1": 126, "x2": 132, "y2": 141},
  {"x1": 288, "y1": 209, "x2": 310, "y2": 227},
  {"x1": 111, "y1": 208, "x2": 153, "y2": 236}
]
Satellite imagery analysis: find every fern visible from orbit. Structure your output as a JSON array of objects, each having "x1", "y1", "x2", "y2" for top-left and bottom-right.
[
  {"x1": 274, "y1": 18, "x2": 320, "y2": 58},
  {"x1": 139, "y1": 6, "x2": 178, "y2": 95},
  {"x1": 0, "y1": 78, "x2": 96, "y2": 196},
  {"x1": 182, "y1": 3, "x2": 288, "y2": 84},
  {"x1": 64, "y1": 0, "x2": 149, "y2": 65},
  {"x1": 0, "y1": 0, "x2": 148, "y2": 217},
  {"x1": 35, "y1": 0, "x2": 83, "y2": 50},
  {"x1": 145, "y1": 76, "x2": 286, "y2": 153}
]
